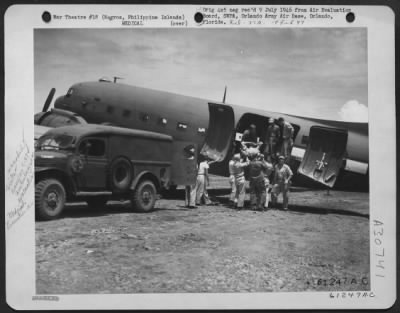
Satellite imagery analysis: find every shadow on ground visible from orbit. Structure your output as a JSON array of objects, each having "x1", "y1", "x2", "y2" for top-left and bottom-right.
[{"x1": 214, "y1": 195, "x2": 369, "y2": 219}]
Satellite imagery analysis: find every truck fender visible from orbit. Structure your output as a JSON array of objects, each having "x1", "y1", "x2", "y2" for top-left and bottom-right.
[{"x1": 130, "y1": 171, "x2": 159, "y2": 191}]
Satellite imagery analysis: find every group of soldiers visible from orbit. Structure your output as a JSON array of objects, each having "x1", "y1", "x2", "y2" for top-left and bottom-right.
[
  {"x1": 242, "y1": 117, "x2": 295, "y2": 162},
  {"x1": 229, "y1": 117, "x2": 295, "y2": 211},
  {"x1": 185, "y1": 116, "x2": 295, "y2": 211}
]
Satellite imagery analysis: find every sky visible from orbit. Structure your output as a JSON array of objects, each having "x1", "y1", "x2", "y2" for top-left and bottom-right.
[{"x1": 34, "y1": 28, "x2": 368, "y2": 121}]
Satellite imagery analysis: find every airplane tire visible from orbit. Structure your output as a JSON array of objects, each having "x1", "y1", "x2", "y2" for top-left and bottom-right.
[
  {"x1": 132, "y1": 180, "x2": 156, "y2": 213},
  {"x1": 35, "y1": 179, "x2": 66, "y2": 220},
  {"x1": 109, "y1": 157, "x2": 133, "y2": 193}
]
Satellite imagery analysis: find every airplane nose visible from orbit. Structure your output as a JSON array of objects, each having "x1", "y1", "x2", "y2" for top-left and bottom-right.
[{"x1": 54, "y1": 95, "x2": 69, "y2": 109}]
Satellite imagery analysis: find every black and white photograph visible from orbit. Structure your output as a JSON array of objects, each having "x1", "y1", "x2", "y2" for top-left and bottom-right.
[
  {"x1": 4, "y1": 4, "x2": 396, "y2": 310},
  {"x1": 33, "y1": 26, "x2": 371, "y2": 294}
]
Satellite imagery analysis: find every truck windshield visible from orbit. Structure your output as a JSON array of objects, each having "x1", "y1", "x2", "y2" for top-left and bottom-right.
[{"x1": 37, "y1": 134, "x2": 75, "y2": 151}]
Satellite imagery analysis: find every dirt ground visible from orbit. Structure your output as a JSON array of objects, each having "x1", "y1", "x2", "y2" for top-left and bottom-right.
[{"x1": 36, "y1": 176, "x2": 370, "y2": 294}]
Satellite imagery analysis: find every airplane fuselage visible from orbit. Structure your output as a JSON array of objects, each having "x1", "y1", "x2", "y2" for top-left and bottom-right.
[
  {"x1": 54, "y1": 81, "x2": 368, "y2": 160},
  {"x1": 38, "y1": 80, "x2": 368, "y2": 187}
]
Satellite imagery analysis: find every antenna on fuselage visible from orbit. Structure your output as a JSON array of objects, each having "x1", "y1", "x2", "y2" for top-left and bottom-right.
[
  {"x1": 222, "y1": 86, "x2": 227, "y2": 104},
  {"x1": 113, "y1": 76, "x2": 124, "y2": 83}
]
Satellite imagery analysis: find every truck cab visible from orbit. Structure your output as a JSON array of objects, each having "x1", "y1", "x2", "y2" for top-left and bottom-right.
[{"x1": 34, "y1": 124, "x2": 191, "y2": 220}]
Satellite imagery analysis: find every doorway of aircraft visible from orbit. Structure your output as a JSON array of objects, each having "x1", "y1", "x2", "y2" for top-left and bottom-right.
[{"x1": 234, "y1": 113, "x2": 300, "y2": 153}]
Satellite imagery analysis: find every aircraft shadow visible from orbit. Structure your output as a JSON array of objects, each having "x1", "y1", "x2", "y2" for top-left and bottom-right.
[
  {"x1": 214, "y1": 196, "x2": 369, "y2": 219},
  {"x1": 285, "y1": 204, "x2": 369, "y2": 219}
]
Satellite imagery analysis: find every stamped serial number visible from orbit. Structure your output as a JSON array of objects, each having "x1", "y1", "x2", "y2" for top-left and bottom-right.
[
  {"x1": 329, "y1": 291, "x2": 375, "y2": 299},
  {"x1": 306, "y1": 277, "x2": 369, "y2": 287}
]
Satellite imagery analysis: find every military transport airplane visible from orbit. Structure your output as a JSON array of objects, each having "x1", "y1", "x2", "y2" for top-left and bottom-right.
[{"x1": 34, "y1": 78, "x2": 369, "y2": 189}]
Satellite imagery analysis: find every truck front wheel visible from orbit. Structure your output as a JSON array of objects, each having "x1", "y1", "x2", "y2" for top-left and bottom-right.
[
  {"x1": 132, "y1": 180, "x2": 156, "y2": 213},
  {"x1": 35, "y1": 179, "x2": 66, "y2": 220}
]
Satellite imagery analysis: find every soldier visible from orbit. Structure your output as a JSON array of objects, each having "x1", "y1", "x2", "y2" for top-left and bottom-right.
[
  {"x1": 184, "y1": 147, "x2": 197, "y2": 208},
  {"x1": 278, "y1": 117, "x2": 294, "y2": 158},
  {"x1": 248, "y1": 151, "x2": 269, "y2": 211},
  {"x1": 242, "y1": 124, "x2": 258, "y2": 144},
  {"x1": 263, "y1": 155, "x2": 274, "y2": 210},
  {"x1": 271, "y1": 155, "x2": 293, "y2": 211},
  {"x1": 228, "y1": 156, "x2": 237, "y2": 206},
  {"x1": 263, "y1": 118, "x2": 281, "y2": 158},
  {"x1": 195, "y1": 155, "x2": 212, "y2": 206},
  {"x1": 230, "y1": 153, "x2": 249, "y2": 210}
]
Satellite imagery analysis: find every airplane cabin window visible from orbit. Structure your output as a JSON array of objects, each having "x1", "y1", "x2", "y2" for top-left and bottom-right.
[
  {"x1": 177, "y1": 122, "x2": 188, "y2": 130},
  {"x1": 158, "y1": 117, "x2": 168, "y2": 125},
  {"x1": 140, "y1": 113, "x2": 150, "y2": 122}
]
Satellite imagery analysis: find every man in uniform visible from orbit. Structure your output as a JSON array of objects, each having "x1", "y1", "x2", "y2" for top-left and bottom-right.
[
  {"x1": 195, "y1": 155, "x2": 212, "y2": 206},
  {"x1": 248, "y1": 151, "x2": 270, "y2": 211},
  {"x1": 228, "y1": 156, "x2": 237, "y2": 206},
  {"x1": 263, "y1": 155, "x2": 274, "y2": 210},
  {"x1": 271, "y1": 155, "x2": 293, "y2": 211},
  {"x1": 184, "y1": 147, "x2": 197, "y2": 208},
  {"x1": 241, "y1": 124, "x2": 262, "y2": 148},
  {"x1": 230, "y1": 154, "x2": 249, "y2": 210},
  {"x1": 242, "y1": 124, "x2": 258, "y2": 144},
  {"x1": 263, "y1": 118, "x2": 281, "y2": 159},
  {"x1": 278, "y1": 117, "x2": 294, "y2": 158}
]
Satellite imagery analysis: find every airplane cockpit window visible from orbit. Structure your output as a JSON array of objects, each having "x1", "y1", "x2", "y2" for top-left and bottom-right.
[
  {"x1": 177, "y1": 122, "x2": 188, "y2": 130},
  {"x1": 78, "y1": 139, "x2": 105, "y2": 156},
  {"x1": 66, "y1": 88, "x2": 74, "y2": 97}
]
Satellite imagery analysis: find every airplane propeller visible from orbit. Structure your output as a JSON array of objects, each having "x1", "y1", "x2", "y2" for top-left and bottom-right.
[{"x1": 42, "y1": 88, "x2": 56, "y2": 112}]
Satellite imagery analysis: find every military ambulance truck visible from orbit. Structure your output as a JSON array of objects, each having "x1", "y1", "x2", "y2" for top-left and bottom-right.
[{"x1": 35, "y1": 124, "x2": 197, "y2": 220}]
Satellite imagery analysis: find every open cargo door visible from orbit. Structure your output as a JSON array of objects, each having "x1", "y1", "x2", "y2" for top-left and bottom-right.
[
  {"x1": 200, "y1": 103, "x2": 235, "y2": 162},
  {"x1": 298, "y1": 126, "x2": 348, "y2": 188},
  {"x1": 170, "y1": 142, "x2": 198, "y2": 186}
]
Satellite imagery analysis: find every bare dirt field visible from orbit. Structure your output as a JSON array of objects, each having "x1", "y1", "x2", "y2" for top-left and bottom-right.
[{"x1": 36, "y1": 176, "x2": 370, "y2": 294}]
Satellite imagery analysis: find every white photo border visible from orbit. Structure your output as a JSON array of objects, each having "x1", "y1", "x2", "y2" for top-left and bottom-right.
[{"x1": 4, "y1": 4, "x2": 396, "y2": 310}]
